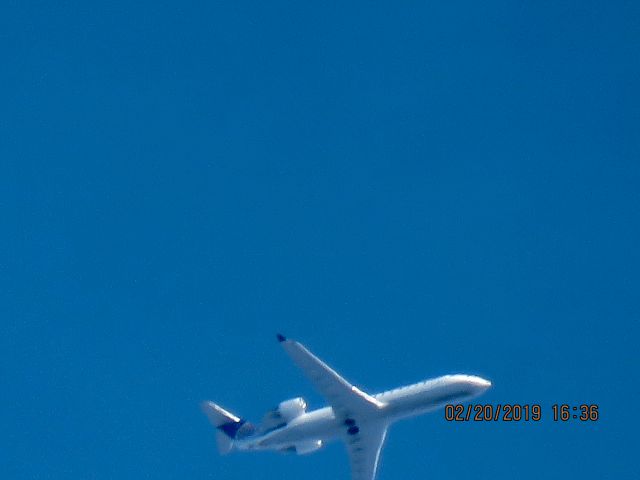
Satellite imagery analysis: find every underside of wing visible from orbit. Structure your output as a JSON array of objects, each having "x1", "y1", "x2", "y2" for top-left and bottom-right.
[
  {"x1": 277, "y1": 335, "x2": 383, "y2": 418},
  {"x1": 345, "y1": 421, "x2": 388, "y2": 480}
]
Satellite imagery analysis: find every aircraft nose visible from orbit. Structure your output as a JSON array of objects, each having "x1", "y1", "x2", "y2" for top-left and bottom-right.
[{"x1": 473, "y1": 377, "x2": 492, "y2": 390}]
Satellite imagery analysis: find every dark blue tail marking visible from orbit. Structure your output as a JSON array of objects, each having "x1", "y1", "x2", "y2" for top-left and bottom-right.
[{"x1": 217, "y1": 420, "x2": 246, "y2": 438}]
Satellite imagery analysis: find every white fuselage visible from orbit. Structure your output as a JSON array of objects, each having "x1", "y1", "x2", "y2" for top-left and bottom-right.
[{"x1": 235, "y1": 374, "x2": 491, "y2": 452}]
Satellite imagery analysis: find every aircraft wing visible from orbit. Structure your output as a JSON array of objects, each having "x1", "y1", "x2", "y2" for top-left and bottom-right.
[
  {"x1": 277, "y1": 335, "x2": 383, "y2": 418},
  {"x1": 345, "y1": 421, "x2": 388, "y2": 480}
]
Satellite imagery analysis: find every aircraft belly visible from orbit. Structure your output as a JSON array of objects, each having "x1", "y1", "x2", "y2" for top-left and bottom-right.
[
  {"x1": 260, "y1": 415, "x2": 340, "y2": 447},
  {"x1": 383, "y1": 389, "x2": 466, "y2": 419}
]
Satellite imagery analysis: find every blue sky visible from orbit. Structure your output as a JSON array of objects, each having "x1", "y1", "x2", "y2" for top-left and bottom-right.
[{"x1": 2, "y1": 1, "x2": 639, "y2": 479}]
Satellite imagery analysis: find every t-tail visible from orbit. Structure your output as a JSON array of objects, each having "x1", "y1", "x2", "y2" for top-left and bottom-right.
[{"x1": 201, "y1": 401, "x2": 255, "y2": 455}]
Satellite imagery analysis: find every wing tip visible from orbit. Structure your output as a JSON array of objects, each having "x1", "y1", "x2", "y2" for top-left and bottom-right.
[{"x1": 276, "y1": 333, "x2": 287, "y2": 343}]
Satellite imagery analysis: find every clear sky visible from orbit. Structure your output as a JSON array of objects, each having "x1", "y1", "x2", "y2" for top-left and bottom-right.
[{"x1": 2, "y1": 1, "x2": 639, "y2": 479}]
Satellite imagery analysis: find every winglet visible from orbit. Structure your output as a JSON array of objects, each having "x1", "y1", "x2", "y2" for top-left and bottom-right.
[{"x1": 276, "y1": 333, "x2": 286, "y2": 343}]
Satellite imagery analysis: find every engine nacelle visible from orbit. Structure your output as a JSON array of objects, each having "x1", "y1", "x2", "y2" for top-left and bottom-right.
[
  {"x1": 294, "y1": 439, "x2": 323, "y2": 455},
  {"x1": 277, "y1": 397, "x2": 307, "y2": 422},
  {"x1": 279, "y1": 440, "x2": 323, "y2": 455}
]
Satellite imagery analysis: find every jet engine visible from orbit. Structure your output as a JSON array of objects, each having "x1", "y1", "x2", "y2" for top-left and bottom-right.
[
  {"x1": 276, "y1": 397, "x2": 308, "y2": 422},
  {"x1": 279, "y1": 440, "x2": 323, "y2": 455},
  {"x1": 262, "y1": 397, "x2": 308, "y2": 429}
]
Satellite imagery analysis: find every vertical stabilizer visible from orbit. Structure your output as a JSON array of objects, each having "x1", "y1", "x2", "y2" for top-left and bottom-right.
[{"x1": 201, "y1": 401, "x2": 249, "y2": 455}]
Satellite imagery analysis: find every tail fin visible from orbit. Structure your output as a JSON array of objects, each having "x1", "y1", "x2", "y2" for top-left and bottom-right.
[{"x1": 201, "y1": 401, "x2": 252, "y2": 455}]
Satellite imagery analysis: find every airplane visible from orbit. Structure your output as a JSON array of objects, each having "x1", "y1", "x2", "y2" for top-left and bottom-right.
[{"x1": 202, "y1": 334, "x2": 491, "y2": 480}]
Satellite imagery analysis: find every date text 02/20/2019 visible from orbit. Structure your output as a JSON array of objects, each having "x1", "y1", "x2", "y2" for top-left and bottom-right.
[{"x1": 444, "y1": 404, "x2": 599, "y2": 422}]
